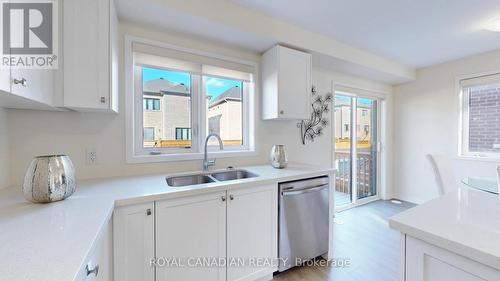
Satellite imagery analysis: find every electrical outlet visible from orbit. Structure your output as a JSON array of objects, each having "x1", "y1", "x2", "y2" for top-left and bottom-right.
[{"x1": 86, "y1": 149, "x2": 97, "y2": 165}]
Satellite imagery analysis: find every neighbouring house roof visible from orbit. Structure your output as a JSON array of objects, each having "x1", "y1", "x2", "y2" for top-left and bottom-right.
[
  {"x1": 143, "y1": 78, "x2": 189, "y2": 96},
  {"x1": 209, "y1": 86, "x2": 242, "y2": 108},
  {"x1": 334, "y1": 98, "x2": 371, "y2": 109}
]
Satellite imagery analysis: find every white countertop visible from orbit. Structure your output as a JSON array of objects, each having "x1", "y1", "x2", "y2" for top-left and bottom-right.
[
  {"x1": 390, "y1": 187, "x2": 500, "y2": 270},
  {"x1": 0, "y1": 163, "x2": 334, "y2": 281}
]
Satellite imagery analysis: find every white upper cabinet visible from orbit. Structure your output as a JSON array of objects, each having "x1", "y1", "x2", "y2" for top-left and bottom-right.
[
  {"x1": 63, "y1": 0, "x2": 119, "y2": 112},
  {"x1": 10, "y1": 69, "x2": 56, "y2": 106},
  {"x1": 0, "y1": 0, "x2": 62, "y2": 110},
  {"x1": 262, "y1": 45, "x2": 311, "y2": 120},
  {"x1": 0, "y1": 69, "x2": 10, "y2": 95},
  {"x1": 0, "y1": 0, "x2": 118, "y2": 111}
]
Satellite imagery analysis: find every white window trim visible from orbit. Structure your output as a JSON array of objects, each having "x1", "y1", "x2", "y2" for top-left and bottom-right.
[
  {"x1": 125, "y1": 35, "x2": 257, "y2": 164},
  {"x1": 457, "y1": 71, "x2": 500, "y2": 161}
]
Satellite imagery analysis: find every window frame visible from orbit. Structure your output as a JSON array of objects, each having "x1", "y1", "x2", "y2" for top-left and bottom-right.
[
  {"x1": 458, "y1": 71, "x2": 500, "y2": 160},
  {"x1": 125, "y1": 36, "x2": 257, "y2": 163}
]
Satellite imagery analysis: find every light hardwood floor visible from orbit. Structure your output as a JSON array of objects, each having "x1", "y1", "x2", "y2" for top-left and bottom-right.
[{"x1": 273, "y1": 199, "x2": 415, "y2": 281}]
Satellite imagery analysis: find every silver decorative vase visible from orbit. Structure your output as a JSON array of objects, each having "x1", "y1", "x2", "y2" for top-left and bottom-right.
[
  {"x1": 270, "y1": 145, "x2": 288, "y2": 169},
  {"x1": 23, "y1": 155, "x2": 76, "y2": 203}
]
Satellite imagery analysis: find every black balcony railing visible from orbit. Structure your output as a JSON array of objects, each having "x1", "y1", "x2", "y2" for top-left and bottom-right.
[{"x1": 335, "y1": 151, "x2": 375, "y2": 203}]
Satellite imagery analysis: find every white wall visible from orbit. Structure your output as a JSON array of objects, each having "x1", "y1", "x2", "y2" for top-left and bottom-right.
[
  {"x1": 394, "y1": 49, "x2": 500, "y2": 204},
  {"x1": 6, "y1": 23, "x2": 392, "y2": 191},
  {"x1": 0, "y1": 108, "x2": 9, "y2": 189}
]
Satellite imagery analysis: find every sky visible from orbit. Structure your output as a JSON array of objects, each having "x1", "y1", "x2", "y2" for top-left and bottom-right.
[
  {"x1": 142, "y1": 67, "x2": 241, "y2": 98},
  {"x1": 335, "y1": 94, "x2": 374, "y2": 106}
]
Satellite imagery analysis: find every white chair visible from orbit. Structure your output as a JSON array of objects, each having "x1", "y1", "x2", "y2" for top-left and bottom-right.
[
  {"x1": 426, "y1": 154, "x2": 447, "y2": 196},
  {"x1": 497, "y1": 166, "x2": 500, "y2": 190}
]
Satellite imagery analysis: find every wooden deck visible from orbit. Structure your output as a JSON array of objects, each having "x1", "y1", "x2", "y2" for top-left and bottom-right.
[
  {"x1": 335, "y1": 191, "x2": 351, "y2": 206},
  {"x1": 273, "y1": 199, "x2": 416, "y2": 281}
]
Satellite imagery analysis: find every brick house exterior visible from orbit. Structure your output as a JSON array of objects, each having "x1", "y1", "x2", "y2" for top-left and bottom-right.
[{"x1": 468, "y1": 86, "x2": 500, "y2": 152}]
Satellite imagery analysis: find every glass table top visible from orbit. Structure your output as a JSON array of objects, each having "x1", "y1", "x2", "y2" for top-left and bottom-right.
[{"x1": 461, "y1": 177, "x2": 498, "y2": 194}]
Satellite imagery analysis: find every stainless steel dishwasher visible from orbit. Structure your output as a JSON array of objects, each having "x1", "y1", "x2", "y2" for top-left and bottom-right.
[{"x1": 278, "y1": 176, "x2": 329, "y2": 272}]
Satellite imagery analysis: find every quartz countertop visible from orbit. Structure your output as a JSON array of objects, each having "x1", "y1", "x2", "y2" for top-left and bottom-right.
[
  {"x1": 0, "y1": 163, "x2": 334, "y2": 281},
  {"x1": 390, "y1": 187, "x2": 500, "y2": 270}
]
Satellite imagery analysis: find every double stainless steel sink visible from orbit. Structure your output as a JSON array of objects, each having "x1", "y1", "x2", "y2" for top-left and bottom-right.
[{"x1": 166, "y1": 169, "x2": 258, "y2": 187}]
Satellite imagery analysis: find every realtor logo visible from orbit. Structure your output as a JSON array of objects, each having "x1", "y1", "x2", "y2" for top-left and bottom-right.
[{"x1": 1, "y1": 0, "x2": 58, "y2": 69}]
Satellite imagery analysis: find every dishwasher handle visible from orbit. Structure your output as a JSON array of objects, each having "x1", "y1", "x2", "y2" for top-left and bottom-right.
[{"x1": 281, "y1": 184, "x2": 328, "y2": 196}]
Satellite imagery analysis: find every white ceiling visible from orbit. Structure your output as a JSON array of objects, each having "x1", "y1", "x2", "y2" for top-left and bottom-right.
[
  {"x1": 115, "y1": 0, "x2": 273, "y2": 53},
  {"x1": 233, "y1": 0, "x2": 500, "y2": 68}
]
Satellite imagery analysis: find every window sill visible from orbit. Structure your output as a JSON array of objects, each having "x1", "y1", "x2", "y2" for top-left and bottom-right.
[
  {"x1": 456, "y1": 155, "x2": 500, "y2": 163},
  {"x1": 126, "y1": 149, "x2": 258, "y2": 164}
]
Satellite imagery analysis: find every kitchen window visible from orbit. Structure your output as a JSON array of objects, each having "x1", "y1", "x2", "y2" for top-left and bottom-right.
[
  {"x1": 459, "y1": 73, "x2": 500, "y2": 159},
  {"x1": 126, "y1": 38, "x2": 256, "y2": 162}
]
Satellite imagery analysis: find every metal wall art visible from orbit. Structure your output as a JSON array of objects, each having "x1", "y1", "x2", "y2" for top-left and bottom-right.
[{"x1": 298, "y1": 86, "x2": 333, "y2": 145}]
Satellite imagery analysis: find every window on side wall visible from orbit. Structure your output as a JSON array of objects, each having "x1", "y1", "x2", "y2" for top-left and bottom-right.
[
  {"x1": 460, "y1": 73, "x2": 500, "y2": 159},
  {"x1": 129, "y1": 42, "x2": 255, "y2": 161}
]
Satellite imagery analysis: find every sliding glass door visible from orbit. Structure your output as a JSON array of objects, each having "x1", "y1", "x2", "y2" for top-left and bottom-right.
[
  {"x1": 334, "y1": 95, "x2": 353, "y2": 206},
  {"x1": 356, "y1": 98, "x2": 377, "y2": 200},
  {"x1": 334, "y1": 93, "x2": 379, "y2": 208}
]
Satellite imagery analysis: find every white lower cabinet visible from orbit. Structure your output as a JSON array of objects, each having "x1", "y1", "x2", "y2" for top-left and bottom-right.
[
  {"x1": 227, "y1": 185, "x2": 278, "y2": 281},
  {"x1": 155, "y1": 191, "x2": 227, "y2": 281},
  {"x1": 113, "y1": 185, "x2": 278, "y2": 281},
  {"x1": 404, "y1": 235, "x2": 500, "y2": 281},
  {"x1": 76, "y1": 219, "x2": 112, "y2": 281},
  {"x1": 113, "y1": 202, "x2": 155, "y2": 281}
]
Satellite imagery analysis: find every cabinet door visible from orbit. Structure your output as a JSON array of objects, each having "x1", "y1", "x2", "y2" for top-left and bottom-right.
[
  {"x1": 0, "y1": 69, "x2": 10, "y2": 94},
  {"x1": 10, "y1": 69, "x2": 55, "y2": 105},
  {"x1": 113, "y1": 202, "x2": 155, "y2": 281},
  {"x1": 74, "y1": 219, "x2": 112, "y2": 281},
  {"x1": 0, "y1": 36, "x2": 9, "y2": 94},
  {"x1": 63, "y1": 0, "x2": 111, "y2": 111},
  {"x1": 278, "y1": 46, "x2": 311, "y2": 119},
  {"x1": 227, "y1": 185, "x2": 278, "y2": 281},
  {"x1": 156, "y1": 192, "x2": 227, "y2": 281},
  {"x1": 0, "y1": 0, "x2": 61, "y2": 109},
  {"x1": 405, "y1": 236, "x2": 500, "y2": 281}
]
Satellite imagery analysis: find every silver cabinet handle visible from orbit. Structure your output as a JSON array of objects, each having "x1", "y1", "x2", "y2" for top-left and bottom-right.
[
  {"x1": 100, "y1": 96, "x2": 106, "y2": 104},
  {"x1": 229, "y1": 195, "x2": 234, "y2": 201},
  {"x1": 13, "y1": 78, "x2": 27, "y2": 87},
  {"x1": 86, "y1": 264, "x2": 99, "y2": 277},
  {"x1": 221, "y1": 196, "x2": 226, "y2": 202},
  {"x1": 146, "y1": 208, "x2": 152, "y2": 216},
  {"x1": 279, "y1": 110, "x2": 284, "y2": 115}
]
